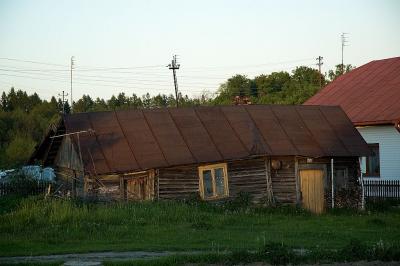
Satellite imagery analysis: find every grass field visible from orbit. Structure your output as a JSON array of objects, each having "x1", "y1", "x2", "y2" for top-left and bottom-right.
[{"x1": 0, "y1": 195, "x2": 400, "y2": 257}]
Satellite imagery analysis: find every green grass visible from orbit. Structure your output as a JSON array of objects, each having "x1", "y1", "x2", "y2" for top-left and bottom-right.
[
  {"x1": 104, "y1": 241, "x2": 400, "y2": 265},
  {"x1": 0, "y1": 196, "x2": 400, "y2": 257}
]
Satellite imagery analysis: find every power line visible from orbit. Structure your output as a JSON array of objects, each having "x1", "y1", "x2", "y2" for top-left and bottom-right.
[
  {"x1": 0, "y1": 57, "x2": 68, "y2": 67},
  {"x1": 0, "y1": 72, "x2": 213, "y2": 93}
]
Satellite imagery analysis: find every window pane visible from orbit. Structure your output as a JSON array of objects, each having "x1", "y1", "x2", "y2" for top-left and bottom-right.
[
  {"x1": 202, "y1": 170, "x2": 213, "y2": 197},
  {"x1": 334, "y1": 168, "x2": 346, "y2": 188},
  {"x1": 214, "y1": 168, "x2": 225, "y2": 196},
  {"x1": 367, "y1": 144, "x2": 380, "y2": 176}
]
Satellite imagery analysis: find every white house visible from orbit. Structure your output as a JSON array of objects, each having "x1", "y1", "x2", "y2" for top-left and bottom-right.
[{"x1": 305, "y1": 57, "x2": 400, "y2": 180}]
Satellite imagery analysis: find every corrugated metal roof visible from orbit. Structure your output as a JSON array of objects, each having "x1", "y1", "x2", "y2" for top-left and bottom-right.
[
  {"x1": 61, "y1": 105, "x2": 370, "y2": 175},
  {"x1": 305, "y1": 57, "x2": 400, "y2": 126}
]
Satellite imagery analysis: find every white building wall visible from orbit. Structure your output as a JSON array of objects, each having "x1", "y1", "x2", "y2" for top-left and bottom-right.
[{"x1": 357, "y1": 125, "x2": 400, "y2": 180}]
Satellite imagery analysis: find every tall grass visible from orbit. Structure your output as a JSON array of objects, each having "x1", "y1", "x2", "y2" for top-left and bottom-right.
[{"x1": 1, "y1": 196, "x2": 400, "y2": 256}]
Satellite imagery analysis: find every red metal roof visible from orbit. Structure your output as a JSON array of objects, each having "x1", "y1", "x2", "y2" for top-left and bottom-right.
[
  {"x1": 305, "y1": 57, "x2": 400, "y2": 126},
  {"x1": 60, "y1": 105, "x2": 370, "y2": 175}
]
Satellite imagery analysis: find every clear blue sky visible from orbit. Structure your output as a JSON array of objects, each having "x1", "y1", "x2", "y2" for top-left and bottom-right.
[{"x1": 0, "y1": 0, "x2": 399, "y2": 101}]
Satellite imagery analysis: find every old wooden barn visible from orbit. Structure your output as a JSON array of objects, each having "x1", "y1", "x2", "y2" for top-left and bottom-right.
[{"x1": 30, "y1": 105, "x2": 371, "y2": 213}]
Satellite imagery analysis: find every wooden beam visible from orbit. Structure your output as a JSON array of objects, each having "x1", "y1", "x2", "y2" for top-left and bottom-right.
[
  {"x1": 119, "y1": 175, "x2": 125, "y2": 201},
  {"x1": 295, "y1": 156, "x2": 300, "y2": 205}
]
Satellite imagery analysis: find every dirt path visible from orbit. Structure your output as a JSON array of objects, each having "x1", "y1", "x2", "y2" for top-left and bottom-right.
[{"x1": 0, "y1": 251, "x2": 185, "y2": 265}]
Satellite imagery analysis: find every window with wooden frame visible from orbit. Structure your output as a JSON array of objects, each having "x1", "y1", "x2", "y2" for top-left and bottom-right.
[
  {"x1": 364, "y1": 143, "x2": 380, "y2": 177},
  {"x1": 198, "y1": 163, "x2": 229, "y2": 200}
]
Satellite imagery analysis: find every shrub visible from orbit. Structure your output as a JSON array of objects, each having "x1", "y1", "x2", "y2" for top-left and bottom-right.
[
  {"x1": 260, "y1": 242, "x2": 296, "y2": 265},
  {"x1": 338, "y1": 239, "x2": 368, "y2": 261}
]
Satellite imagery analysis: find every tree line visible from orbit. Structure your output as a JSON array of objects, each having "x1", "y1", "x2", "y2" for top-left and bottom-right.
[{"x1": 0, "y1": 64, "x2": 353, "y2": 169}]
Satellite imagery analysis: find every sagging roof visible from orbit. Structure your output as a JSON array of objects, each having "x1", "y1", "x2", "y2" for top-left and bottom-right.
[
  {"x1": 47, "y1": 105, "x2": 370, "y2": 175},
  {"x1": 305, "y1": 57, "x2": 400, "y2": 126}
]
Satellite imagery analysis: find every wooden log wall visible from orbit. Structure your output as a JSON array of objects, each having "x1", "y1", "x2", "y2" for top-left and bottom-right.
[
  {"x1": 158, "y1": 165, "x2": 199, "y2": 200},
  {"x1": 227, "y1": 158, "x2": 268, "y2": 203},
  {"x1": 270, "y1": 157, "x2": 297, "y2": 204},
  {"x1": 158, "y1": 157, "x2": 298, "y2": 204}
]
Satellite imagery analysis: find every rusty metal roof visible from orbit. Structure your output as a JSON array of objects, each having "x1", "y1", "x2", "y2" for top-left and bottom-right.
[
  {"x1": 61, "y1": 105, "x2": 370, "y2": 175},
  {"x1": 305, "y1": 57, "x2": 400, "y2": 126}
]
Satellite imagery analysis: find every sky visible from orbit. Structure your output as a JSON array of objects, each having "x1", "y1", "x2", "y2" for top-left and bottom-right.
[{"x1": 0, "y1": 0, "x2": 399, "y2": 101}]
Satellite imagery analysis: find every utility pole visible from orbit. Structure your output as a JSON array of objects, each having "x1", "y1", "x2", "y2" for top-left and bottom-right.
[
  {"x1": 168, "y1": 55, "x2": 180, "y2": 107},
  {"x1": 70, "y1": 56, "x2": 75, "y2": 112},
  {"x1": 58, "y1": 90, "x2": 69, "y2": 114},
  {"x1": 316, "y1": 56, "x2": 323, "y2": 88},
  {"x1": 341, "y1": 33, "x2": 348, "y2": 75}
]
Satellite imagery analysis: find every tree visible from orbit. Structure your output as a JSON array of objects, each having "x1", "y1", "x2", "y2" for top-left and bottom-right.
[
  {"x1": 227, "y1": 74, "x2": 251, "y2": 97},
  {"x1": 5, "y1": 135, "x2": 36, "y2": 168},
  {"x1": 0, "y1": 92, "x2": 7, "y2": 111},
  {"x1": 328, "y1": 64, "x2": 355, "y2": 81},
  {"x1": 292, "y1": 66, "x2": 324, "y2": 87},
  {"x1": 73, "y1": 95, "x2": 94, "y2": 112}
]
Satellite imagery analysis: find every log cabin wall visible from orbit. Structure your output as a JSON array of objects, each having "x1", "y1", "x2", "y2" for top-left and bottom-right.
[
  {"x1": 157, "y1": 159, "x2": 270, "y2": 201},
  {"x1": 298, "y1": 157, "x2": 361, "y2": 209},
  {"x1": 270, "y1": 156, "x2": 297, "y2": 204},
  {"x1": 158, "y1": 165, "x2": 199, "y2": 200},
  {"x1": 157, "y1": 157, "x2": 297, "y2": 204},
  {"x1": 227, "y1": 158, "x2": 268, "y2": 203}
]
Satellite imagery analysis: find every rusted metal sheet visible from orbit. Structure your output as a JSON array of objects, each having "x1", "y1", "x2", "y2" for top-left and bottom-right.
[
  {"x1": 270, "y1": 105, "x2": 324, "y2": 157},
  {"x1": 195, "y1": 106, "x2": 249, "y2": 160},
  {"x1": 60, "y1": 105, "x2": 371, "y2": 175},
  {"x1": 246, "y1": 105, "x2": 297, "y2": 155},
  {"x1": 168, "y1": 108, "x2": 222, "y2": 163},
  {"x1": 319, "y1": 106, "x2": 372, "y2": 157},
  {"x1": 295, "y1": 105, "x2": 349, "y2": 156},
  {"x1": 143, "y1": 109, "x2": 194, "y2": 166},
  {"x1": 115, "y1": 109, "x2": 168, "y2": 170},
  {"x1": 305, "y1": 57, "x2": 400, "y2": 125},
  {"x1": 88, "y1": 111, "x2": 139, "y2": 173},
  {"x1": 220, "y1": 106, "x2": 271, "y2": 155}
]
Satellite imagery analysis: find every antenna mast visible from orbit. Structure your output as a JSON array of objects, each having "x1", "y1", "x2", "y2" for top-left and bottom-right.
[
  {"x1": 341, "y1": 33, "x2": 349, "y2": 75},
  {"x1": 316, "y1": 56, "x2": 324, "y2": 88},
  {"x1": 168, "y1": 55, "x2": 180, "y2": 107},
  {"x1": 70, "y1": 56, "x2": 75, "y2": 111}
]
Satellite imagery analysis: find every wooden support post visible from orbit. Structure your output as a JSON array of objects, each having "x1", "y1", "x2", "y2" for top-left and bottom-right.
[
  {"x1": 265, "y1": 158, "x2": 274, "y2": 204},
  {"x1": 331, "y1": 158, "x2": 334, "y2": 209},
  {"x1": 295, "y1": 157, "x2": 300, "y2": 205},
  {"x1": 120, "y1": 176, "x2": 125, "y2": 201},
  {"x1": 72, "y1": 171, "x2": 77, "y2": 198}
]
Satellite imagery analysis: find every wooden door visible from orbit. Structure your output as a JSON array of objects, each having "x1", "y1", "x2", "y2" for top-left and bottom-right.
[
  {"x1": 124, "y1": 171, "x2": 154, "y2": 201},
  {"x1": 299, "y1": 169, "x2": 324, "y2": 213}
]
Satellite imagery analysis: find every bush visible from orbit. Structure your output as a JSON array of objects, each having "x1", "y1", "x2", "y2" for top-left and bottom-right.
[
  {"x1": 260, "y1": 242, "x2": 296, "y2": 265},
  {"x1": 338, "y1": 239, "x2": 368, "y2": 261},
  {"x1": 366, "y1": 198, "x2": 400, "y2": 212}
]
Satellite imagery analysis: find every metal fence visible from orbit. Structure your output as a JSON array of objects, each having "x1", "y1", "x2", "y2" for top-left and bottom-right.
[
  {"x1": 0, "y1": 181, "x2": 51, "y2": 197},
  {"x1": 363, "y1": 179, "x2": 400, "y2": 199}
]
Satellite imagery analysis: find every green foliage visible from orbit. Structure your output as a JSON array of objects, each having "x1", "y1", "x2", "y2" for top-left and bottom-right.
[
  {"x1": 214, "y1": 66, "x2": 325, "y2": 105},
  {"x1": 105, "y1": 240, "x2": 400, "y2": 265},
  {"x1": 366, "y1": 198, "x2": 400, "y2": 212},
  {"x1": 5, "y1": 135, "x2": 36, "y2": 167},
  {"x1": 1, "y1": 197, "x2": 400, "y2": 257},
  {"x1": 328, "y1": 64, "x2": 355, "y2": 81},
  {"x1": 0, "y1": 195, "x2": 24, "y2": 215},
  {"x1": 260, "y1": 242, "x2": 295, "y2": 265}
]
